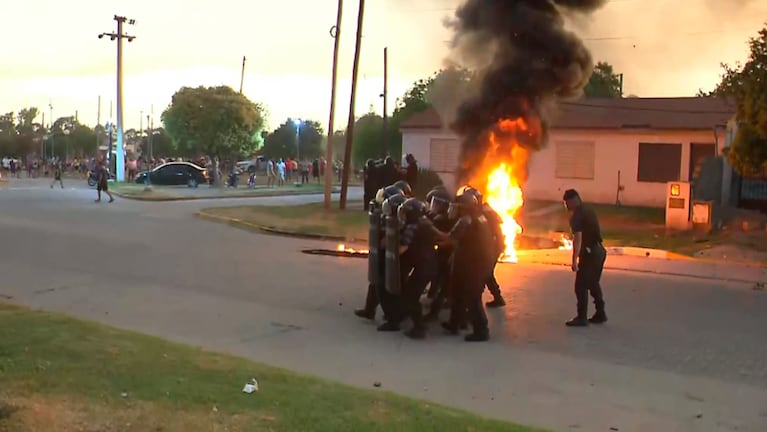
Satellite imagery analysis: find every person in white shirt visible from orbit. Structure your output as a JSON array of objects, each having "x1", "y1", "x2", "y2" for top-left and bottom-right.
[
  {"x1": 266, "y1": 159, "x2": 275, "y2": 187},
  {"x1": 277, "y1": 159, "x2": 286, "y2": 186}
]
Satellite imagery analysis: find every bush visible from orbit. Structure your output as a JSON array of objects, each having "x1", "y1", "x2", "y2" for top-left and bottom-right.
[{"x1": 413, "y1": 168, "x2": 444, "y2": 199}]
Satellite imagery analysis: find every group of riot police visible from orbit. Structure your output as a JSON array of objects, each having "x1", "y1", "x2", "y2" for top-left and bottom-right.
[
  {"x1": 354, "y1": 180, "x2": 508, "y2": 342},
  {"x1": 363, "y1": 157, "x2": 407, "y2": 211}
]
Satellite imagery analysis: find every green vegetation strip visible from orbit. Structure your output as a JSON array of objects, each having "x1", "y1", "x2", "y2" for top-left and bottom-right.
[{"x1": 0, "y1": 303, "x2": 539, "y2": 432}]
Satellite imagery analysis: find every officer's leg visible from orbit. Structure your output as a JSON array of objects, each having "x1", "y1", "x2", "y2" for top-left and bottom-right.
[
  {"x1": 566, "y1": 259, "x2": 591, "y2": 327},
  {"x1": 484, "y1": 259, "x2": 506, "y2": 308},
  {"x1": 588, "y1": 247, "x2": 608, "y2": 323},
  {"x1": 403, "y1": 265, "x2": 432, "y2": 339},
  {"x1": 426, "y1": 269, "x2": 447, "y2": 320},
  {"x1": 442, "y1": 272, "x2": 468, "y2": 334},
  {"x1": 465, "y1": 281, "x2": 490, "y2": 342},
  {"x1": 376, "y1": 252, "x2": 401, "y2": 331},
  {"x1": 354, "y1": 284, "x2": 378, "y2": 320}
]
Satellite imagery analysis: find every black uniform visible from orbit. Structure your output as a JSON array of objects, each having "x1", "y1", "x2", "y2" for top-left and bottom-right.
[
  {"x1": 399, "y1": 217, "x2": 437, "y2": 338},
  {"x1": 482, "y1": 204, "x2": 506, "y2": 306},
  {"x1": 363, "y1": 160, "x2": 376, "y2": 211},
  {"x1": 569, "y1": 201, "x2": 607, "y2": 324},
  {"x1": 426, "y1": 211, "x2": 454, "y2": 316},
  {"x1": 444, "y1": 213, "x2": 496, "y2": 341}
]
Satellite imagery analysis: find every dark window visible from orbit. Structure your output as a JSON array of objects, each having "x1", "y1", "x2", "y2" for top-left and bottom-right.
[{"x1": 637, "y1": 143, "x2": 682, "y2": 183}]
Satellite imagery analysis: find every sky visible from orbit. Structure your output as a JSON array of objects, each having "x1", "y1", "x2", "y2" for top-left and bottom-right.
[{"x1": 1, "y1": 0, "x2": 765, "y2": 133}]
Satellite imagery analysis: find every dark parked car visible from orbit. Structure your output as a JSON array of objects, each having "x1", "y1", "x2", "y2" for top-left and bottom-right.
[{"x1": 135, "y1": 162, "x2": 209, "y2": 188}]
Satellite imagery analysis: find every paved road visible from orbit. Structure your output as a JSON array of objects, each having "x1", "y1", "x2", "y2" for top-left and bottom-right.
[{"x1": 1, "y1": 178, "x2": 766, "y2": 432}]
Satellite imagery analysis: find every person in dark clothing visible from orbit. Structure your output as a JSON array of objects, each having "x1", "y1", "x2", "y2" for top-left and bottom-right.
[
  {"x1": 482, "y1": 202, "x2": 506, "y2": 307},
  {"x1": 355, "y1": 186, "x2": 404, "y2": 321},
  {"x1": 397, "y1": 198, "x2": 437, "y2": 339},
  {"x1": 563, "y1": 189, "x2": 607, "y2": 327},
  {"x1": 312, "y1": 159, "x2": 320, "y2": 183},
  {"x1": 363, "y1": 159, "x2": 376, "y2": 211},
  {"x1": 424, "y1": 187, "x2": 455, "y2": 319},
  {"x1": 404, "y1": 154, "x2": 418, "y2": 190},
  {"x1": 383, "y1": 156, "x2": 400, "y2": 186},
  {"x1": 50, "y1": 162, "x2": 64, "y2": 189},
  {"x1": 430, "y1": 186, "x2": 496, "y2": 342},
  {"x1": 375, "y1": 192, "x2": 408, "y2": 332},
  {"x1": 95, "y1": 159, "x2": 114, "y2": 203}
]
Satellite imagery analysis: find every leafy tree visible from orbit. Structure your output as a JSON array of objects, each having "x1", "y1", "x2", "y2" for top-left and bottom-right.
[
  {"x1": 0, "y1": 112, "x2": 15, "y2": 137},
  {"x1": 161, "y1": 85, "x2": 266, "y2": 185},
  {"x1": 262, "y1": 118, "x2": 324, "y2": 161},
  {"x1": 583, "y1": 61, "x2": 622, "y2": 98},
  {"x1": 16, "y1": 107, "x2": 38, "y2": 134},
  {"x1": 352, "y1": 112, "x2": 386, "y2": 165},
  {"x1": 139, "y1": 127, "x2": 175, "y2": 158},
  {"x1": 709, "y1": 23, "x2": 767, "y2": 176}
]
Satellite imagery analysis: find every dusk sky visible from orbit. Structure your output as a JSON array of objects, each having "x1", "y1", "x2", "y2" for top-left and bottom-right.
[{"x1": 2, "y1": 0, "x2": 765, "y2": 132}]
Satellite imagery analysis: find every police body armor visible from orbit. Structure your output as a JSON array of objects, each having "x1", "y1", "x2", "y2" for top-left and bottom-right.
[
  {"x1": 367, "y1": 200, "x2": 382, "y2": 284},
  {"x1": 384, "y1": 207, "x2": 401, "y2": 295}
]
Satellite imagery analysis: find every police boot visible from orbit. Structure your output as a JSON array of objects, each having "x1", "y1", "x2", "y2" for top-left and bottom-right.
[
  {"x1": 354, "y1": 286, "x2": 377, "y2": 320},
  {"x1": 589, "y1": 303, "x2": 607, "y2": 324},
  {"x1": 464, "y1": 328, "x2": 489, "y2": 342},
  {"x1": 485, "y1": 296, "x2": 506, "y2": 308},
  {"x1": 377, "y1": 321, "x2": 400, "y2": 332}
]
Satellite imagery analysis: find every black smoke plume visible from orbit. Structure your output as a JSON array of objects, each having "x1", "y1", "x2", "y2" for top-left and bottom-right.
[{"x1": 446, "y1": 0, "x2": 608, "y2": 185}]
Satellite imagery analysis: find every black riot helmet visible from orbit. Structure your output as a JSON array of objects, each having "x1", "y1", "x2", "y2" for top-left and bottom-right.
[
  {"x1": 397, "y1": 198, "x2": 428, "y2": 225},
  {"x1": 382, "y1": 194, "x2": 407, "y2": 216},
  {"x1": 426, "y1": 187, "x2": 452, "y2": 215},
  {"x1": 365, "y1": 159, "x2": 376, "y2": 169},
  {"x1": 456, "y1": 185, "x2": 483, "y2": 205},
  {"x1": 384, "y1": 156, "x2": 394, "y2": 167},
  {"x1": 375, "y1": 185, "x2": 403, "y2": 204},
  {"x1": 392, "y1": 180, "x2": 413, "y2": 197}
]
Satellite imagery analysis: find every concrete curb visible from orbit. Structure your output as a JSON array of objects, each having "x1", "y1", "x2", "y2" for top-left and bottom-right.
[
  {"x1": 113, "y1": 187, "x2": 335, "y2": 202},
  {"x1": 195, "y1": 211, "x2": 364, "y2": 242}
]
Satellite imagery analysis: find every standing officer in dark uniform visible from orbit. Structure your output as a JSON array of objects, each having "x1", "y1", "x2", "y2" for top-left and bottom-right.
[
  {"x1": 424, "y1": 187, "x2": 455, "y2": 320},
  {"x1": 376, "y1": 192, "x2": 408, "y2": 332},
  {"x1": 481, "y1": 199, "x2": 507, "y2": 308},
  {"x1": 431, "y1": 186, "x2": 496, "y2": 342},
  {"x1": 397, "y1": 198, "x2": 437, "y2": 339},
  {"x1": 563, "y1": 189, "x2": 607, "y2": 327},
  {"x1": 363, "y1": 159, "x2": 377, "y2": 211}
]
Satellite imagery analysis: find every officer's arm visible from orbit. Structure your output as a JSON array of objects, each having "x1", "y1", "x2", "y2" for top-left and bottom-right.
[
  {"x1": 418, "y1": 216, "x2": 451, "y2": 242},
  {"x1": 569, "y1": 214, "x2": 583, "y2": 262},
  {"x1": 448, "y1": 216, "x2": 471, "y2": 242}
]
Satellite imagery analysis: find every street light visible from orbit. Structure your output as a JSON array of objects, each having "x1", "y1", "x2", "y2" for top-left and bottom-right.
[
  {"x1": 99, "y1": 15, "x2": 136, "y2": 182},
  {"x1": 292, "y1": 118, "x2": 303, "y2": 160}
]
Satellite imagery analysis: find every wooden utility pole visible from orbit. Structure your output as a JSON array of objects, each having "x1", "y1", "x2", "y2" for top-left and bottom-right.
[
  {"x1": 240, "y1": 56, "x2": 246, "y2": 94},
  {"x1": 381, "y1": 46, "x2": 388, "y2": 157},
  {"x1": 324, "y1": 0, "x2": 344, "y2": 209},
  {"x1": 339, "y1": 0, "x2": 365, "y2": 210}
]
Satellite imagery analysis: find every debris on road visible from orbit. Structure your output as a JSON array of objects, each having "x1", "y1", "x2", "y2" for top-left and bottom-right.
[{"x1": 243, "y1": 378, "x2": 259, "y2": 394}]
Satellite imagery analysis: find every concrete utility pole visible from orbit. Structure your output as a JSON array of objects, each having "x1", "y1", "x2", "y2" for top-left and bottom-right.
[
  {"x1": 324, "y1": 0, "x2": 343, "y2": 209},
  {"x1": 240, "y1": 56, "x2": 246, "y2": 94},
  {"x1": 381, "y1": 47, "x2": 388, "y2": 158},
  {"x1": 339, "y1": 0, "x2": 365, "y2": 210},
  {"x1": 99, "y1": 15, "x2": 136, "y2": 182},
  {"x1": 49, "y1": 101, "x2": 54, "y2": 160},
  {"x1": 96, "y1": 96, "x2": 101, "y2": 151}
]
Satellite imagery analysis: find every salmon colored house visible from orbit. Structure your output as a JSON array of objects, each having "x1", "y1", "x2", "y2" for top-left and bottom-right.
[{"x1": 399, "y1": 97, "x2": 734, "y2": 207}]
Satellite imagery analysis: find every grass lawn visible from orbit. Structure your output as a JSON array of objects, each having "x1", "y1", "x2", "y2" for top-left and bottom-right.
[
  {"x1": 112, "y1": 182, "x2": 328, "y2": 201},
  {"x1": 0, "y1": 303, "x2": 540, "y2": 432},
  {"x1": 202, "y1": 200, "x2": 767, "y2": 259}
]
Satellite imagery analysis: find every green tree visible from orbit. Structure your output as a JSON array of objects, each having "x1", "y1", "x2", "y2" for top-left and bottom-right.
[
  {"x1": 710, "y1": 23, "x2": 767, "y2": 176},
  {"x1": 16, "y1": 107, "x2": 39, "y2": 134},
  {"x1": 0, "y1": 112, "x2": 15, "y2": 137},
  {"x1": 352, "y1": 112, "x2": 385, "y2": 165},
  {"x1": 583, "y1": 61, "x2": 622, "y2": 98},
  {"x1": 161, "y1": 85, "x2": 266, "y2": 185},
  {"x1": 262, "y1": 118, "x2": 324, "y2": 161},
  {"x1": 140, "y1": 127, "x2": 175, "y2": 158}
]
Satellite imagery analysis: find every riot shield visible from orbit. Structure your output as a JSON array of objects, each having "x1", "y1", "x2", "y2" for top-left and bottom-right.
[
  {"x1": 367, "y1": 201, "x2": 382, "y2": 284},
  {"x1": 384, "y1": 212, "x2": 401, "y2": 295}
]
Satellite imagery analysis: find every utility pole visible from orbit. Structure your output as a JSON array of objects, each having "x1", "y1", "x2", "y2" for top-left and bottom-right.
[
  {"x1": 324, "y1": 0, "x2": 343, "y2": 209},
  {"x1": 239, "y1": 56, "x2": 246, "y2": 94},
  {"x1": 381, "y1": 47, "x2": 388, "y2": 158},
  {"x1": 339, "y1": 0, "x2": 365, "y2": 210},
  {"x1": 96, "y1": 96, "x2": 101, "y2": 153},
  {"x1": 99, "y1": 15, "x2": 136, "y2": 182},
  {"x1": 49, "y1": 101, "x2": 54, "y2": 160},
  {"x1": 619, "y1": 73, "x2": 624, "y2": 97},
  {"x1": 41, "y1": 112, "x2": 45, "y2": 159}
]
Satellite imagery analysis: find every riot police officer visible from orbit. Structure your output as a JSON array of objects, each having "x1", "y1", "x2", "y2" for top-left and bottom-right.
[
  {"x1": 433, "y1": 186, "x2": 497, "y2": 342},
  {"x1": 376, "y1": 192, "x2": 408, "y2": 331},
  {"x1": 354, "y1": 185, "x2": 404, "y2": 321},
  {"x1": 563, "y1": 189, "x2": 607, "y2": 327},
  {"x1": 424, "y1": 187, "x2": 455, "y2": 320},
  {"x1": 397, "y1": 198, "x2": 437, "y2": 339},
  {"x1": 456, "y1": 186, "x2": 506, "y2": 307}
]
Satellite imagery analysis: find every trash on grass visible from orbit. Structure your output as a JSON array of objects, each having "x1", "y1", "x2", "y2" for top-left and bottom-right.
[{"x1": 242, "y1": 378, "x2": 259, "y2": 394}]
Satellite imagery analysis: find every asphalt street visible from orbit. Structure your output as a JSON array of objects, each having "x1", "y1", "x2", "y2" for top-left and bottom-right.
[{"x1": 1, "y1": 178, "x2": 766, "y2": 432}]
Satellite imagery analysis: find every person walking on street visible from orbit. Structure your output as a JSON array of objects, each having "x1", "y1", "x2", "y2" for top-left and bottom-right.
[
  {"x1": 95, "y1": 159, "x2": 115, "y2": 203},
  {"x1": 563, "y1": 189, "x2": 607, "y2": 327},
  {"x1": 50, "y1": 162, "x2": 64, "y2": 189}
]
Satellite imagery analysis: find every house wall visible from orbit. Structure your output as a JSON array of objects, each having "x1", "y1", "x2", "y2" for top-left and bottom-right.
[{"x1": 401, "y1": 127, "x2": 727, "y2": 208}]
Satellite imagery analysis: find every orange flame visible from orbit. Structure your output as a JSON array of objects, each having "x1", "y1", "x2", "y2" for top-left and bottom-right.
[
  {"x1": 485, "y1": 164, "x2": 524, "y2": 262},
  {"x1": 337, "y1": 244, "x2": 369, "y2": 254}
]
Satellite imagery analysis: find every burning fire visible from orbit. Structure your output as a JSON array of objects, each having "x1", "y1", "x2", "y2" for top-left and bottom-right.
[
  {"x1": 485, "y1": 164, "x2": 524, "y2": 263},
  {"x1": 558, "y1": 233, "x2": 573, "y2": 250},
  {"x1": 336, "y1": 244, "x2": 369, "y2": 254}
]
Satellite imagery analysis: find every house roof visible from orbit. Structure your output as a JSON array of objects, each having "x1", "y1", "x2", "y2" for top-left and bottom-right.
[{"x1": 399, "y1": 97, "x2": 734, "y2": 131}]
